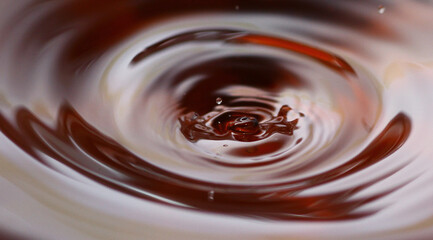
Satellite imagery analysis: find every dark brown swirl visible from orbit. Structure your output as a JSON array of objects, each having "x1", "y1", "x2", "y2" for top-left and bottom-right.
[{"x1": 0, "y1": 105, "x2": 411, "y2": 220}]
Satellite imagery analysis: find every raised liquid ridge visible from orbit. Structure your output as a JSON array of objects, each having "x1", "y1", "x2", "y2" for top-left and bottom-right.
[{"x1": 0, "y1": 0, "x2": 433, "y2": 239}]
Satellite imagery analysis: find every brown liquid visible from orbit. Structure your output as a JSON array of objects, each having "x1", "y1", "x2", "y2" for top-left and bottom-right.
[
  {"x1": 0, "y1": 105, "x2": 411, "y2": 220},
  {"x1": 0, "y1": 0, "x2": 432, "y2": 239}
]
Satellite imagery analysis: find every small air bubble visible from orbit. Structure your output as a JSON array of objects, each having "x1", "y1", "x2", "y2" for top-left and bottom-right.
[
  {"x1": 216, "y1": 97, "x2": 222, "y2": 105},
  {"x1": 208, "y1": 191, "x2": 215, "y2": 201},
  {"x1": 378, "y1": 5, "x2": 386, "y2": 14},
  {"x1": 191, "y1": 112, "x2": 199, "y2": 120}
]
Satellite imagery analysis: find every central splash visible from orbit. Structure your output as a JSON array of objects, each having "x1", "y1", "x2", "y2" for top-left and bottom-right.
[{"x1": 179, "y1": 104, "x2": 300, "y2": 142}]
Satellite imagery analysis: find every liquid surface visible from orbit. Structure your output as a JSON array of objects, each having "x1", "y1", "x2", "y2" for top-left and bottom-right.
[{"x1": 0, "y1": 0, "x2": 433, "y2": 239}]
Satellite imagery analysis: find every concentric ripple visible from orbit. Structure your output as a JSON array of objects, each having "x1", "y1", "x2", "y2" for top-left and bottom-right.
[{"x1": 1, "y1": 0, "x2": 433, "y2": 239}]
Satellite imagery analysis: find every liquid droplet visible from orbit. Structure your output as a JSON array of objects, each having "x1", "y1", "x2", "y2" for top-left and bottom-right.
[
  {"x1": 216, "y1": 97, "x2": 222, "y2": 105},
  {"x1": 208, "y1": 191, "x2": 215, "y2": 201},
  {"x1": 378, "y1": 5, "x2": 386, "y2": 14}
]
